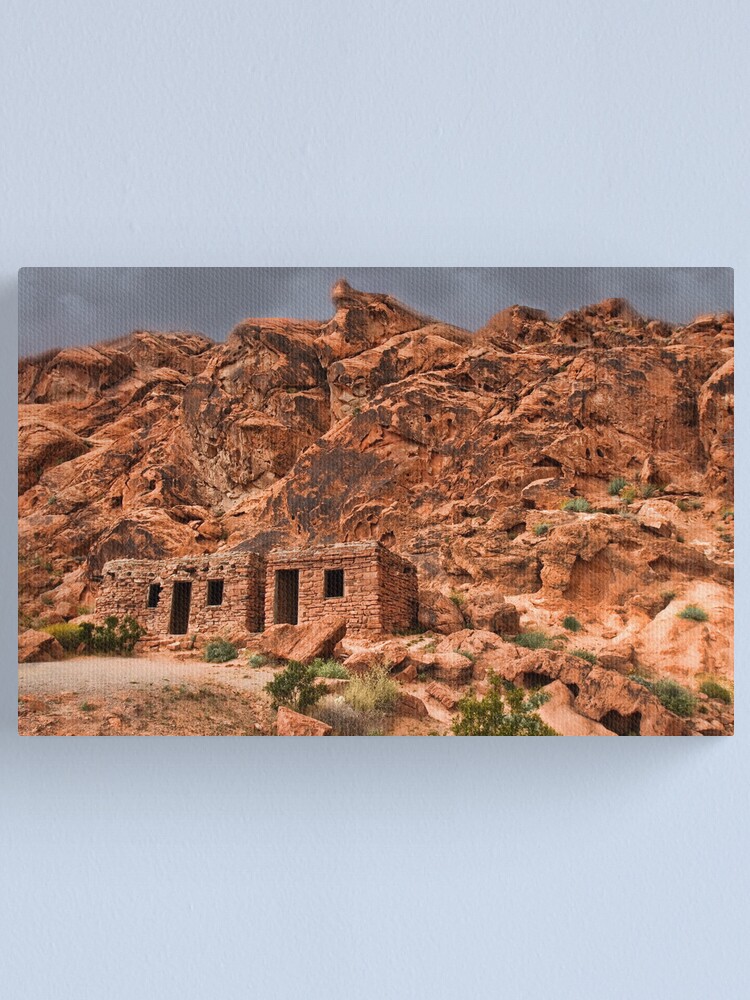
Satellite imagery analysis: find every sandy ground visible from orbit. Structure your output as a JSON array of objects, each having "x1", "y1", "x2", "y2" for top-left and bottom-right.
[
  {"x1": 18, "y1": 653, "x2": 276, "y2": 697},
  {"x1": 18, "y1": 653, "x2": 449, "y2": 736}
]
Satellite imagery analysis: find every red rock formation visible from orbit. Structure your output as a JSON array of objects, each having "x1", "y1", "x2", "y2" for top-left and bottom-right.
[{"x1": 18, "y1": 280, "x2": 733, "y2": 733}]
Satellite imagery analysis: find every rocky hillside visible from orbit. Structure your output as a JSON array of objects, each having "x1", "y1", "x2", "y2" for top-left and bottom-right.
[{"x1": 19, "y1": 279, "x2": 734, "y2": 725}]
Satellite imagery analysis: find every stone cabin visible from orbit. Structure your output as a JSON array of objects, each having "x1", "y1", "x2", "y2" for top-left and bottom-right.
[
  {"x1": 96, "y1": 553, "x2": 266, "y2": 636},
  {"x1": 96, "y1": 541, "x2": 418, "y2": 639},
  {"x1": 265, "y1": 541, "x2": 418, "y2": 637}
]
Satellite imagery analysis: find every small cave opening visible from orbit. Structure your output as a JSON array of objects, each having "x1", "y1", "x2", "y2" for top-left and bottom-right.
[
  {"x1": 599, "y1": 709, "x2": 642, "y2": 736},
  {"x1": 566, "y1": 682, "x2": 580, "y2": 698},
  {"x1": 521, "y1": 671, "x2": 553, "y2": 690}
]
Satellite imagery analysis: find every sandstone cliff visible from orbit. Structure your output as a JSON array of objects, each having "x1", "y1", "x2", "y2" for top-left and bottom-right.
[{"x1": 18, "y1": 279, "x2": 734, "y2": 726}]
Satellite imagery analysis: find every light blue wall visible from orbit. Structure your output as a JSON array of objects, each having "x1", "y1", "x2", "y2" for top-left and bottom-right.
[{"x1": 1, "y1": 2, "x2": 746, "y2": 997}]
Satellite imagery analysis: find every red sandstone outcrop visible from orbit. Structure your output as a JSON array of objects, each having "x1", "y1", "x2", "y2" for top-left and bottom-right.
[
  {"x1": 247, "y1": 618, "x2": 347, "y2": 664},
  {"x1": 18, "y1": 629, "x2": 64, "y2": 663},
  {"x1": 276, "y1": 706, "x2": 332, "y2": 736},
  {"x1": 18, "y1": 280, "x2": 733, "y2": 733}
]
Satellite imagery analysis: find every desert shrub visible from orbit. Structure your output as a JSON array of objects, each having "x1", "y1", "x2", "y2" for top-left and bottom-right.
[
  {"x1": 43, "y1": 622, "x2": 84, "y2": 652},
  {"x1": 720, "y1": 507, "x2": 734, "y2": 521},
  {"x1": 248, "y1": 652, "x2": 269, "y2": 669},
  {"x1": 640, "y1": 482, "x2": 660, "y2": 499},
  {"x1": 608, "y1": 477, "x2": 627, "y2": 495},
  {"x1": 571, "y1": 649, "x2": 597, "y2": 665},
  {"x1": 449, "y1": 590, "x2": 466, "y2": 608},
  {"x1": 620, "y1": 486, "x2": 637, "y2": 505},
  {"x1": 699, "y1": 679, "x2": 733, "y2": 704},
  {"x1": 78, "y1": 616, "x2": 145, "y2": 655},
  {"x1": 265, "y1": 659, "x2": 324, "y2": 714},
  {"x1": 562, "y1": 497, "x2": 592, "y2": 513},
  {"x1": 533, "y1": 522, "x2": 550, "y2": 536},
  {"x1": 660, "y1": 590, "x2": 677, "y2": 606},
  {"x1": 628, "y1": 673, "x2": 696, "y2": 716},
  {"x1": 310, "y1": 657, "x2": 350, "y2": 679},
  {"x1": 458, "y1": 649, "x2": 477, "y2": 662},
  {"x1": 628, "y1": 674, "x2": 652, "y2": 689},
  {"x1": 678, "y1": 604, "x2": 709, "y2": 623},
  {"x1": 344, "y1": 665, "x2": 399, "y2": 716},
  {"x1": 512, "y1": 630, "x2": 555, "y2": 650},
  {"x1": 452, "y1": 673, "x2": 558, "y2": 736},
  {"x1": 649, "y1": 679, "x2": 697, "y2": 718},
  {"x1": 676, "y1": 498, "x2": 702, "y2": 512},
  {"x1": 629, "y1": 674, "x2": 695, "y2": 716},
  {"x1": 562, "y1": 615, "x2": 582, "y2": 632},
  {"x1": 204, "y1": 638, "x2": 238, "y2": 663},
  {"x1": 313, "y1": 695, "x2": 372, "y2": 735}
]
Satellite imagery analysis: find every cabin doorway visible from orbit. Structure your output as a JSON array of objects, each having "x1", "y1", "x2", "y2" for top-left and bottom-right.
[
  {"x1": 274, "y1": 569, "x2": 299, "y2": 625},
  {"x1": 169, "y1": 581, "x2": 192, "y2": 634}
]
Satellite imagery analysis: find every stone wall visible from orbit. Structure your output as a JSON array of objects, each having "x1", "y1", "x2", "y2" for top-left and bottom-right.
[
  {"x1": 97, "y1": 543, "x2": 419, "y2": 639},
  {"x1": 264, "y1": 541, "x2": 418, "y2": 637},
  {"x1": 97, "y1": 553, "x2": 266, "y2": 635}
]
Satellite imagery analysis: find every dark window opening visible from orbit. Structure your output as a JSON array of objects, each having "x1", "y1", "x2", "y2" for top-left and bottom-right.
[
  {"x1": 207, "y1": 579, "x2": 224, "y2": 606},
  {"x1": 324, "y1": 568, "x2": 345, "y2": 599},
  {"x1": 146, "y1": 583, "x2": 162, "y2": 608}
]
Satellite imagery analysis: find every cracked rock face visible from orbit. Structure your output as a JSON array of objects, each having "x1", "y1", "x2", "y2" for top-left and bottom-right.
[{"x1": 18, "y1": 282, "x2": 733, "y2": 727}]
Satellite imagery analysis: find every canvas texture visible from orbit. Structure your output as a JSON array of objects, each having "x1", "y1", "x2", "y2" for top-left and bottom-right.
[{"x1": 17, "y1": 268, "x2": 734, "y2": 736}]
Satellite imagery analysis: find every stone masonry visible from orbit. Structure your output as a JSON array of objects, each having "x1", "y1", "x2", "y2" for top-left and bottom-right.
[
  {"x1": 97, "y1": 553, "x2": 266, "y2": 636},
  {"x1": 97, "y1": 542, "x2": 418, "y2": 639},
  {"x1": 265, "y1": 541, "x2": 418, "y2": 637}
]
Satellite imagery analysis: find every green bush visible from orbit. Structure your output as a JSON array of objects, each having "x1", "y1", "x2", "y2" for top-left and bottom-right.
[
  {"x1": 571, "y1": 649, "x2": 597, "y2": 664},
  {"x1": 649, "y1": 679, "x2": 697, "y2": 718},
  {"x1": 310, "y1": 657, "x2": 350, "y2": 679},
  {"x1": 608, "y1": 477, "x2": 627, "y2": 496},
  {"x1": 628, "y1": 673, "x2": 696, "y2": 717},
  {"x1": 562, "y1": 497, "x2": 592, "y2": 513},
  {"x1": 265, "y1": 660, "x2": 324, "y2": 714},
  {"x1": 533, "y1": 522, "x2": 551, "y2": 536},
  {"x1": 248, "y1": 653, "x2": 269, "y2": 669},
  {"x1": 457, "y1": 649, "x2": 477, "y2": 662},
  {"x1": 512, "y1": 630, "x2": 555, "y2": 650},
  {"x1": 562, "y1": 615, "x2": 582, "y2": 632},
  {"x1": 678, "y1": 605, "x2": 709, "y2": 623},
  {"x1": 43, "y1": 622, "x2": 84, "y2": 652},
  {"x1": 452, "y1": 673, "x2": 558, "y2": 736},
  {"x1": 204, "y1": 638, "x2": 238, "y2": 662},
  {"x1": 78, "y1": 616, "x2": 145, "y2": 655},
  {"x1": 620, "y1": 486, "x2": 637, "y2": 505},
  {"x1": 660, "y1": 590, "x2": 677, "y2": 606},
  {"x1": 699, "y1": 679, "x2": 733, "y2": 704},
  {"x1": 640, "y1": 482, "x2": 660, "y2": 499}
]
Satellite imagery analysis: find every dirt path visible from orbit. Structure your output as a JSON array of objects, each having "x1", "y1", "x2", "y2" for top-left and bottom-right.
[{"x1": 18, "y1": 654, "x2": 275, "y2": 696}]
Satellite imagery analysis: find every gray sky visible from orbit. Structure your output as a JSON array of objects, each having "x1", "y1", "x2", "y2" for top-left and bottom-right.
[{"x1": 18, "y1": 268, "x2": 733, "y2": 356}]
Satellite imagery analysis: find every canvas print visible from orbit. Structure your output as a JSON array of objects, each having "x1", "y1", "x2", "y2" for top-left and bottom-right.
[{"x1": 18, "y1": 268, "x2": 734, "y2": 736}]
